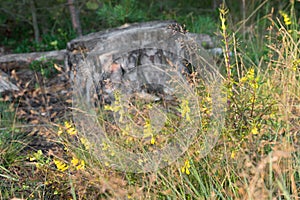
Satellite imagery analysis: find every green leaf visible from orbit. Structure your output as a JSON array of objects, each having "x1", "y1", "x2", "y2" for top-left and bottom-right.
[{"x1": 86, "y1": 1, "x2": 99, "y2": 10}]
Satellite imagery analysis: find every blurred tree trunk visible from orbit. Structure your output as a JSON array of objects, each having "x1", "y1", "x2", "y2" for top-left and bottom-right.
[
  {"x1": 212, "y1": 0, "x2": 222, "y2": 10},
  {"x1": 68, "y1": 0, "x2": 82, "y2": 36},
  {"x1": 242, "y1": 0, "x2": 246, "y2": 40},
  {"x1": 29, "y1": 0, "x2": 40, "y2": 42}
]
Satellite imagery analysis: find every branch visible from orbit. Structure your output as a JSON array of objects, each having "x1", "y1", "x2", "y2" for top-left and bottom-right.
[
  {"x1": 0, "y1": 50, "x2": 66, "y2": 70},
  {"x1": 0, "y1": 8, "x2": 32, "y2": 25}
]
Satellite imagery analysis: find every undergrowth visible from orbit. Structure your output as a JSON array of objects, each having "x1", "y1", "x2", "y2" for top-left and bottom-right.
[{"x1": 0, "y1": 1, "x2": 299, "y2": 199}]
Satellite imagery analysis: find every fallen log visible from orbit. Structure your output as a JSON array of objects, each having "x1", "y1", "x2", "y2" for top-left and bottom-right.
[{"x1": 0, "y1": 49, "x2": 66, "y2": 71}]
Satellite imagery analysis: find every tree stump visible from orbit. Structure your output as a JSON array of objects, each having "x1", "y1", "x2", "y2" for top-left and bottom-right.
[
  {"x1": 66, "y1": 21, "x2": 223, "y2": 172},
  {"x1": 65, "y1": 20, "x2": 217, "y2": 104},
  {"x1": 0, "y1": 69, "x2": 19, "y2": 93}
]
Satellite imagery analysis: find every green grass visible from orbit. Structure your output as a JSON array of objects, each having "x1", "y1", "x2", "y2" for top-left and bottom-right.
[
  {"x1": 0, "y1": 1, "x2": 299, "y2": 199},
  {"x1": 0, "y1": 101, "x2": 32, "y2": 200}
]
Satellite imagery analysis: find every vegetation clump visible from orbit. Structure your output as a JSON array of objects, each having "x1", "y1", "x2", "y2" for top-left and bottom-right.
[{"x1": 0, "y1": 1, "x2": 299, "y2": 199}]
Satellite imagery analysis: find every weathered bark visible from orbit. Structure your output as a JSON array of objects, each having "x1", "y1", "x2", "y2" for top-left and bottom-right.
[
  {"x1": 66, "y1": 20, "x2": 217, "y2": 107},
  {"x1": 65, "y1": 20, "x2": 215, "y2": 72},
  {"x1": 0, "y1": 69, "x2": 19, "y2": 93},
  {"x1": 0, "y1": 50, "x2": 66, "y2": 71}
]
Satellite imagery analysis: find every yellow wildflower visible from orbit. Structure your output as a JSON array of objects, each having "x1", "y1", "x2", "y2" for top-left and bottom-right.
[
  {"x1": 150, "y1": 136, "x2": 156, "y2": 145},
  {"x1": 64, "y1": 121, "x2": 72, "y2": 129},
  {"x1": 292, "y1": 59, "x2": 300, "y2": 71},
  {"x1": 67, "y1": 127, "x2": 77, "y2": 135},
  {"x1": 80, "y1": 137, "x2": 90, "y2": 150},
  {"x1": 181, "y1": 160, "x2": 191, "y2": 175},
  {"x1": 143, "y1": 119, "x2": 153, "y2": 138},
  {"x1": 231, "y1": 151, "x2": 235, "y2": 159},
  {"x1": 110, "y1": 150, "x2": 115, "y2": 157},
  {"x1": 78, "y1": 160, "x2": 85, "y2": 170},
  {"x1": 57, "y1": 127, "x2": 63, "y2": 136},
  {"x1": 64, "y1": 121, "x2": 77, "y2": 135},
  {"x1": 71, "y1": 157, "x2": 85, "y2": 170},
  {"x1": 219, "y1": 7, "x2": 228, "y2": 32},
  {"x1": 54, "y1": 159, "x2": 69, "y2": 172},
  {"x1": 29, "y1": 149, "x2": 43, "y2": 161},
  {"x1": 251, "y1": 126, "x2": 258, "y2": 135},
  {"x1": 279, "y1": 11, "x2": 292, "y2": 26},
  {"x1": 122, "y1": 124, "x2": 131, "y2": 136},
  {"x1": 102, "y1": 142, "x2": 110, "y2": 151},
  {"x1": 71, "y1": 157, "x2": 79, "y2": 166},
  {"x1": 138, "y1": 159, "x2": 144, "y2": 165},
  {"x1": 240, "y1": 68, "x2": 259, "y2": 90},
  {"x1": 76, "y1": 161, "x2": 85, "y2": 170},
  {"x1": 125, "y1": 136, "x2": 134, "y2": 144},
  {"x1": 180, "y1": 99, "x2": 191, "y2": 122}
]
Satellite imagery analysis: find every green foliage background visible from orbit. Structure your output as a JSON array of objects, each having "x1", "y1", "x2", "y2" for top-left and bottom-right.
[{"x1": 1, "y1": 0, "x2": 297, "y2": 53}]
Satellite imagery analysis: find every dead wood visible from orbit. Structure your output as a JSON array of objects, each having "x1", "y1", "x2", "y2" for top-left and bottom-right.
[
  {"x1": 0, "y1": 69, "x2": 19, "y2": 93},
  {"x1": 0, "y1": 49, "x2": 66, "y2": 71}
]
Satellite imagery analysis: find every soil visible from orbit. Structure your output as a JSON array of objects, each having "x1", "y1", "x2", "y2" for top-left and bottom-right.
[{"x1": 0, "y1": 63, "x2": 72, "y2": 153}]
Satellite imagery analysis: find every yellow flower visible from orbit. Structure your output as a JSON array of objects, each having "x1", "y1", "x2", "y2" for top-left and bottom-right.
[
  {"x1": 240, "y1": 67, "x2": 259, "y2": 91},
  {"x1": 181, "y1": 160, "x2": 191, "y2": 175},
  {"x1": 110, "y1": 151, "x2": 115, "y2": 157},
  {"x1": 125, "y1": 136, "x2": 134, "y2": 144},
  {"x1": 71, "y1": 157, "x2": 85, "y2": 170},
  {"x1": 54, "y1": 159, "x2": 69, "y2": 172},
  {"x1": 279, "y1": 11, "x2": 292, "y2": 26},
  {"x1": 102, "y1": 142, "x2": 110, "y2": 151},
  {"x1": 71, "y1": 157, "x2": 79, "y2": 166},
  {"x1": 143, "y1": 119, "x2": 153, "y2": 138},
  {"x1": 205, "y1": 96, "x2": 212, "y2": 103},
  {"x1": 76, "y1": 160, "x2": 85, "y2": 170},
  {"x1": 251, "y1": 126, "x2": 258, "y2": 135},
  {"x1": 292, "y1": 59, "x2": 300, "y2": 71},
  {"x1": 122, "y1": 124, "x2": 131, "y2": 136},
  {"x1": 80, "y1": 137, "x2": 90, "y2": 150},
  {"x1": 231, "y1": 151, "x2": 235, "y2": 159},
  {"x1": 219, "y1": 6, "x2": 229, "y2": 33},
  {"x1": 29, "y1": 149, "x2": 43, "y2": 161},
  {"x1": 64, "y1": 121, "x2": 77, "y2": 135},
  {"x1": 57, "y1": 127, "x2": 63, "y2": 136},
  {"x1": 150, "y1": 136, "x2": 156, "y2": 145},
  {"x1": 241, "y1": 68, "x2": 253, "y2": 83},
  {"x1": 180, "y1": 99, "x2": 191, "y2": 122},
  {"x1": 64, "y1": 121, "x2": 72, "y2": 129},
  {"x1": 67, "y1": 127, "x2": 77, "y2": 135}
]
